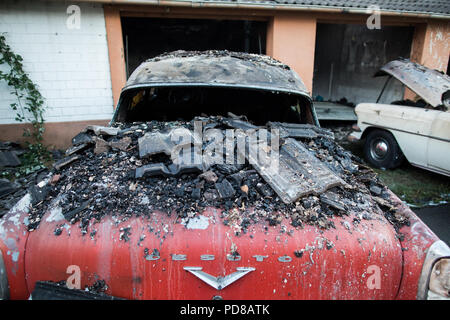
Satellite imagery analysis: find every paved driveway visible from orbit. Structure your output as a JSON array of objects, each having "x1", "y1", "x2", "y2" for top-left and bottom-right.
[{"x1": 414, "y1": 204, "x2": 450, "y2": 246}]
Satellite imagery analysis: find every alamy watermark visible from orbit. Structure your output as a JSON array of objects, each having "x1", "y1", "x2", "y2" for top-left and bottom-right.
[
  {"x1": 66, "y1": 264, "x2": 81, "y2": 289},
  {"x1": 66, "y1": 5, "x2": 81, "y2": 30},
  {"x1": 366, "y1": 5, "x2": 381, "y2": 30},
  {"x1": 366, "y1": 265, "x2": 381, "y2": 290}
]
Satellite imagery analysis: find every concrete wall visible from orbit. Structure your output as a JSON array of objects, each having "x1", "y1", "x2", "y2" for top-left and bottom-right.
[{"x1": 0, "y1": 0, "x2": 113, "y2": 147}]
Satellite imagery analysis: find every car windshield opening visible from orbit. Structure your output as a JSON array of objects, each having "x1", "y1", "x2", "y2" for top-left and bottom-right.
[{"x1": 114, "y1": 86, "x2": 311, "y2": 125}]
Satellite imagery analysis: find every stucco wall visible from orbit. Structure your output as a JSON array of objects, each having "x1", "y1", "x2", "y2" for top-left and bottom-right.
[
  {"x1": 419, "y1": 20, "x2": 450, "y2": 71},
  {"x1": 267, "y1": 14, "x2": 316, "y2": 94},
  {"x1": 0, "y1": 0, "x2": 113, "y2": 126},
  {"x1": 406, "y1": 20, "x2": 450, "y2": 100}
]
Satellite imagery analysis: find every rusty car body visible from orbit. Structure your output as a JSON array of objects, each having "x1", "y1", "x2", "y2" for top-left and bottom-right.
[
  {"x1": 1, "y1": 52, "x2": 449, "y2": 300},
  {"x1": 349, "y1": 59, "x2": 450, "y2": 176}
]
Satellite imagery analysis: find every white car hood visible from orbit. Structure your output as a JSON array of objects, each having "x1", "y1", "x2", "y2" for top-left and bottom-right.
[{"x1": 375, "y1": 59, "x2": 450, "y2": 108}]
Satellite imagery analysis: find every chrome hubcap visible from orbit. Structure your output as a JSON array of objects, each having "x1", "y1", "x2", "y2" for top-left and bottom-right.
[{"x1": 371, "y1": 139, "x2": 388, "y2": 160}]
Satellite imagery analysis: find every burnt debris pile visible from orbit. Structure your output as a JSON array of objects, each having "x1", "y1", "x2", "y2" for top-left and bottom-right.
[
  {"x1": 27, "y1": 116, "x2": 408, "y2": 235},
  {"x1": 0, "y1": 142, "x2": 56, "y2": 218}
]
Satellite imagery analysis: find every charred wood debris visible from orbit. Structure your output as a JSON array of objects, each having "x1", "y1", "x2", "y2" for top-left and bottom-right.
[
  {"x1": 24, "y1": 116, "x2": 409, "y2": 238},
  {"x1": 31, "y1": 279, "x2": 117, "y2": 300},
  {"x1": 0, "y1": 142, "x2": 54, "y2": 217}
]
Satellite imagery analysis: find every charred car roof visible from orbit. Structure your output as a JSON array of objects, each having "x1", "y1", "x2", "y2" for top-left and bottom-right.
[
  {"x1": 122, "y1": 50, "x2": 311, "y2": 99},
  {"x1": 375, "y1": 58, "x2": 450, "y2": 108}
]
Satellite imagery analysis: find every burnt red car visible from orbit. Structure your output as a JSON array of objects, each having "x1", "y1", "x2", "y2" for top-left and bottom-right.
[{"x1": 0, "y1": 51, "x2": 449, "y2": 300}]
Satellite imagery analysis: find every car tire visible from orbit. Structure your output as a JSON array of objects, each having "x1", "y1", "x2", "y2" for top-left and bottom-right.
[{"x1": 364, "y1": 129, "x2": 405, "y2": 169}]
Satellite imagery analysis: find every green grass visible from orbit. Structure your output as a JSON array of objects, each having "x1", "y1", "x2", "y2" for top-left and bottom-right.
[
  {"x1": 373, "y1": 166, "x2": 450, "y2": 207},
  {"x1": 339, "y1": 140, "x2": 450, "y2": 207}
]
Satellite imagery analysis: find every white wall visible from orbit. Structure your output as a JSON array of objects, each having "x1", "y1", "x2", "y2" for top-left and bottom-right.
[{"x1": 0, "y1": 0, "x2": 113, "y2": 124}]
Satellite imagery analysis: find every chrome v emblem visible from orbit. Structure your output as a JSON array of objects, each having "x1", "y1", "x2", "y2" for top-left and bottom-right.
[{"x1": 183, "y1": 266, "x2": 255, "y2": 290}]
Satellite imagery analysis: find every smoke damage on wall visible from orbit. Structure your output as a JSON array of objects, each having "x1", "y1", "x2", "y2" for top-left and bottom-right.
[{"x1": 313, "y1": 23, "x2": 414, "y2": 105}]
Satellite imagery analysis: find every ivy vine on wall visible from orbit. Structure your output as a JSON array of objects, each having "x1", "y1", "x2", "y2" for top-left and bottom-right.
[{"x1": 0, "y1": 34, "x2": 51, "y2": 176}]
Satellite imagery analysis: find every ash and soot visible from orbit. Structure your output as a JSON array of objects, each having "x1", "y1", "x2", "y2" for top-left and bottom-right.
[{"x1": 27, "y1": 116, "x2": 409, "y2": 238}]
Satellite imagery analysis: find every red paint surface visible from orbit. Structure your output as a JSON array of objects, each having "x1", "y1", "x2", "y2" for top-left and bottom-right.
[
  {"x1": 387, "y1": 192, "x2": 439, "y2": 300},
  {"x1": 0, "y1": 204, "x2": 30, "y2": 299},
  {"x1": 0, "y1": 191, "x2": 440, "y2": 300},
  {"x1": 24, "y1": 206, "x2": 403, "y2": 300}
]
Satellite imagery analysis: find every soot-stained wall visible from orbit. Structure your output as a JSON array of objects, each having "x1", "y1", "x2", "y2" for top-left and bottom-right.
[{"x1": 313, "y1": 24, "x2": 414, "y2": 105}]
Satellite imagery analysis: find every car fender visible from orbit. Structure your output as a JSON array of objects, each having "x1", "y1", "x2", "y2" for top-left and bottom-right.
[
  {"x1": 384, "y1": 190, "x2": 440, "y2": 299},
  {"x1": 354, "y1": 103, "x2": 440, "y2": 167},
  {"x1": 0, "y1": 193, "x2": 32, "y2": 299}
]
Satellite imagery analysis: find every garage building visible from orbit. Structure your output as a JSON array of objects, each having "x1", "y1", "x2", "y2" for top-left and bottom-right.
[{"x1": 0, "y1": 0, "x2": 449, "y2": 147}]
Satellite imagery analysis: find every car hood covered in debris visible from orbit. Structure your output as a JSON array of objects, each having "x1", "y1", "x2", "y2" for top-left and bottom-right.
[
  {"x1": 375, "y1": 58, "x2": 450, "y2": 108},
  {"x1": 1, "y1": 117, "x2": 428, "y2": 300}
]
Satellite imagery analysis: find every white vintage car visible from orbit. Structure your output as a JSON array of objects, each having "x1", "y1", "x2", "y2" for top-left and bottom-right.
[{"x1": 349, "y1": 59, "x2": 450, "y2": 177}]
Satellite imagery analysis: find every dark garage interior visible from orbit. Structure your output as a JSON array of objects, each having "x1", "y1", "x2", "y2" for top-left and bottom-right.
[
  {"x1": 121, "y1": 17, "x2": 267, "y2": 77},
  {"x1": 312, "y1": 23, "x2": 415, "y2": 105}
]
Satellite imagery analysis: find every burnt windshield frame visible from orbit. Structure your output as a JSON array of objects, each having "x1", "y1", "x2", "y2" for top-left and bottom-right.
[{"x1": 111, "y1": 85, "x2": 317, "y2": 126}]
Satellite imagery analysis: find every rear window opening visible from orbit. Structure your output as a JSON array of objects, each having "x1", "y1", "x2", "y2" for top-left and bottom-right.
[{"x1": 113, "y1": 86, "x2": 312, "y2": 125}]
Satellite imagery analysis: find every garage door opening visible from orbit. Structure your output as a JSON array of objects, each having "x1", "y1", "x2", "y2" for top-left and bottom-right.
[
  {"x1": 312, "y1": 23, "x2": 414, "y2": 106},
  {"x1": 121, "y1": 17, "x2": 267, "y2": 77}
]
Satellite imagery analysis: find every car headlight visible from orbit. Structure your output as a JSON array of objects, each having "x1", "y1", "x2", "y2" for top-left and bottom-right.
[
  {"x1": 417, "y1": 240, "x2": 450, "y2": 300},
  {"x1": 0, "y1": 250, "x2": 9, "y2": 300}
]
